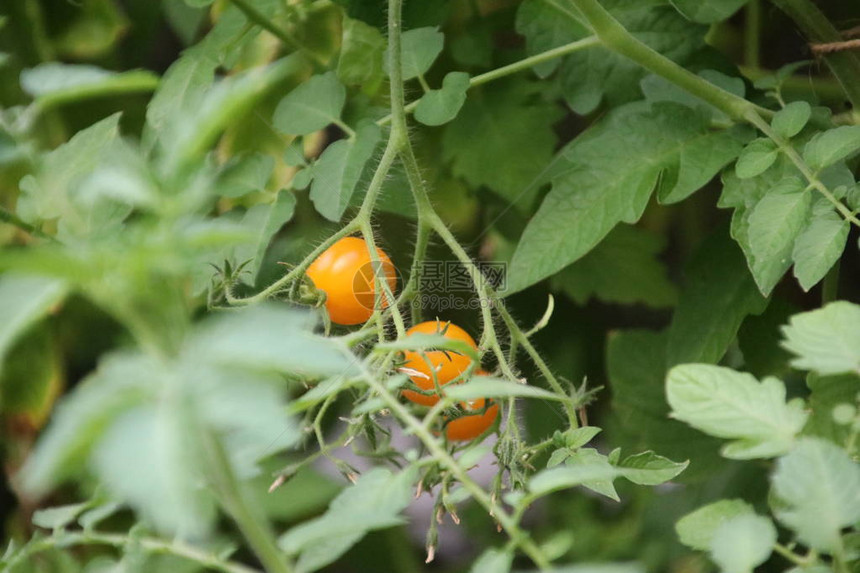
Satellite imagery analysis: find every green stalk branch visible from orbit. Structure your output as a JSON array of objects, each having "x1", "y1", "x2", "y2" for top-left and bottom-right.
[
  {"x1": 3, "y1": 531, "x2": 261, "y2": 573},
  {"x1": 204, "y1": 432, "x2": 293, "y2": 573},
  {"x1": 567, "y1": 0, "x2": 769, "y2": 121},
  {"x1": 497, "y1": 304, "x2": 578, "y2": 427},
  {"x1": 225, "y1": 220, "x2": 358, "y2": 305},
  {"x1": 470, "y1": 36, "x2": 599, "y2": 88},
  {"x1": 397, "y1": 143, "x2": 517, "y2": 382},
  {"x1": 379, "y1": 36, "x2": 600, "y2": 126},
  {"x1": 745, "y1": 0, "x2": 762, "y2": 69},
  {"x1": 770, "y1": 0, "x2": 860, "y2": 109}
]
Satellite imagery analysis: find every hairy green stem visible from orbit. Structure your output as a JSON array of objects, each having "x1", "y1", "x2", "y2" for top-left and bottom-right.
[
  {"x1": 204, "y1": 432, "x2": 293, "y2": 573},
  {"x1": 401, "y1": 220, "x2": 432, "y2": 324},
  {"x1": 225, "y1": 220, "x2": 358, "y2": 305},
  {"x1": 770, "y1": 0, "x2": 860, "y2": 108},
  {"x1": 397, "y1": 142, "x2": 517, "y2": 382},
  {"x1": 3, "y1": 531, "x2": 261, "y2": 573},
  {"x1": 378, "y1": 36, "x2": 599, "y2": 126},
  {"x1": 497, "y1": 304, "x2": 578, "y2": 426},
  {"x1": 360, "y1": 220, "x2": 407, "y2": 337}
]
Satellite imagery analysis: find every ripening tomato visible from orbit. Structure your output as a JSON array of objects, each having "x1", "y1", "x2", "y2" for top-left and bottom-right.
[
  {"x1": 400, "y1": 320, "x2": 477, "y2": 406},
  {"x1": 306, "y1": 237, "x2": 396, "y2": 325},
  {"x1": 445, "y1": 394, "x2": 499, "y2": 441}
]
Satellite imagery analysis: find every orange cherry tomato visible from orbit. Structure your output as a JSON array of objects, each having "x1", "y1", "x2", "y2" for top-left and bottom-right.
[
  {"x1": 400, "y1": 320, "x2": 477, "y2": 406},
  {"x1": 445, "y1": 395, "x2": 499, "y2": 441},
  {"x1": 306, "y1": 237, "x2": 396, "y2": 326}
]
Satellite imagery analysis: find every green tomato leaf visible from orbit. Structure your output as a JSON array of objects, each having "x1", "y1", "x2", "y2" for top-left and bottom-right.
[
  {"x1": 232, "y1": 190, "x2": 298, "y2": 283},
  {"x1": 442, "y1": 81, "x2": 562, "y2": 210},
  {"x1": 164, "y1": 56, "x2": 307, "y2": 176},
  {"x1": 803, "y1": 125, "x2": 860, "y2": 171},
  {"x1": 188, "y1": 305, "x2": 354, "y2": 378},
  {"x1": 515, "y1": 0, "x2": 588, "y2": 78},
  {"x1": 565, "y1": 449, "x2": 619, "y2": 501},
  {"x1": 745, "y1": 177, "x2": 811, "y2": 295},
  {"x1": 92, "y1": 404, "x2": 216, "y2": 538},
  {"x1": 721, "y1": 157, "x2": 804, "y2": 297},
  {"x1": 641, "y1": 70, "x2": 747, "y2": 124},
  {"x1": 470, "y1": 548, "x2": 513, "y2": 573},
  {"x1": 20, "y1": 63, "x2": 158, "y2": 110},
  {"x1": 791, "y1": 202, "x2": 849, "y2": 291},
  {"x1": 444, "y1": 377, "x2": 568, "y2": 402},
  {"x1": 617, "y1": 451, "x2": 688, "y2": 486},
  {"x1": 547, "y1": 448, "x2": 572, "y2": 468},
  {"x1": 19, "y1": 351, "x2": 157, "y2": 499},
  {"x1": 551, "y1": 224, "x2": 677, "y2": 308},
  {"x1": 675, "y1": 499, "x2": 755, "y2": 551},
  {"x1": 666, "y1": 364, "x2": 808, "y2": 458},
  {"x1": 32, "y1": 502, "x2": 92, "y2": 531},
  {"x1": 669, "y1": 0, "x2": 749, "y2": 23},
  {"x1": 527, "y1": 461, "x2": 620, "y2": 499},
  {"x1": 144, "y1": 9, "x2": 252, "y2": 149},
  {"x1": 771, "y1": 101, "x2": 812, "y2": 139},
  {"x1": 274, "y1": 71, "x2": 347, "y2": 136},
  {"x1": 781, "y1": 301, "x2": 860, "y2": 376},
  {"x1": 667, "y1": 228, "x2": 767, "y2": 366},
  {"x1": 771, "y1": 438, "x2": 860, "y2": 552},
  {"x1": 709, "y1": 514, "x2": 776, "y2": 573},
  {"x1": 386, "y1": 27, "x2": 444, "y2": 81},
  {"x1": 659, "y1": 125, "x2": 747, "y2": 204},
  {"x1": 557, "y1": 2, "x2": 706, "y2": 113},
  {"x1": 734, "y1": 139, "x2": 778, "y2": 179},
  {"x1": 17, "y1": 113, "x2": 121, "y2": 225},
  {"x1": 279, "y1": 467, "x2": 416, "y2": 573},
  {"x1": 507, "y1": 102, "x2": 736, "y2": 294},
  {"x1": 310, "y1": 122, "x2": 382, "y2": 221},
  {"x1": 216, "y1": 153, "x2": 276, "y2": 199},
  {"x1": 414, "y1": 71, "x2": 470, "y2": 126},
  {"x1": 562, "y1": 426, "x2": 602, "y2": 449},
  {"x1": 337, "y1": 16, "x2": 386, "y2": 90},
  {"x1": 78, "y1": 501, "x2": 122, "y2": 531}
]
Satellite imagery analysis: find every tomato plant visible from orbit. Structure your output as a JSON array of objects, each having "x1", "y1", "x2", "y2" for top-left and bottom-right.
[{"x1": 0, "y1": 0, "x2": 859, "y2": 572}]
